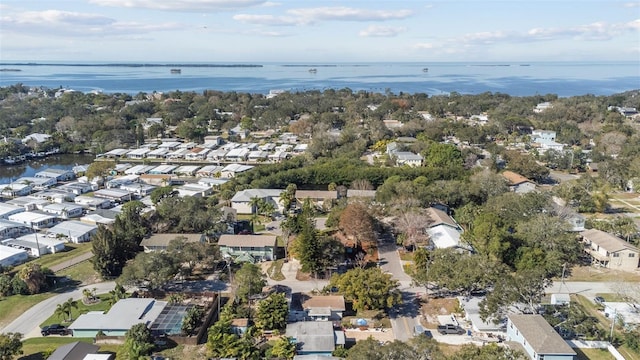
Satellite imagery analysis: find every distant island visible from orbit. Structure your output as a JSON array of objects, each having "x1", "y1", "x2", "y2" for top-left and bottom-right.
[
  {"x1": 0, "y1": 63, "x2": 262, "y2": 68},
  {"x1": 0, "y1": 68, "x2": 22, "y2": 72}
]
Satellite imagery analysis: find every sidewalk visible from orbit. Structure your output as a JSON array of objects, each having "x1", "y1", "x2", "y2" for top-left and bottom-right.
[{"x1": 50, "y1": 251, "x2": 94, "y2": 273}]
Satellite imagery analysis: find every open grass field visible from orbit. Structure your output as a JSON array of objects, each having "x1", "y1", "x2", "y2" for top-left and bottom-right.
[
  {"x1": 574, "y1": 347, "x2": 615, "y2": 360},
  {"x1": 566, "y1": 265, "x2": 640, "y2": 282},
  {"x1": 0, "y1": 293, "x2": 54, "y2": 329},
  {"x1": 55, "y1": 260, "x2": 101, "y2": 285},
  {"x1": 18, "y1": 243, "x2": 93, "y2": 271}
]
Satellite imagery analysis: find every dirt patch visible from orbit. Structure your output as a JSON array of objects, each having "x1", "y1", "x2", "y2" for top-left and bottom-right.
[
  {"x1": 419, "y1": 298, "x2": 460, "y2": 328},
  {"x1": 345, "y1": 328, "x2": 395, "y2": 343}
]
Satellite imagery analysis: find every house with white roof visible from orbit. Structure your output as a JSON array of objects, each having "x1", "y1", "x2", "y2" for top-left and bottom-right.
[
  {"x1": 259, "y1": 143, "x2": 276, "y2": 151},
  {"x1": 533, "y1": 102, "x2": 553, "y2": 113},
  {"x1": 22, "y1": 133, "x2": 51, "y2": 144},
  {"x1": 6, "y1": 197, "x2": 50, "y2": 212},
  {"x1": 74, "y1": 196, "x2": 112, "y2": 210},
  {"x1": 93, "y1": 189, "x2": 133, "y2": 204},
  {"x1": 196, "y1": 165, "x2": 225, "y2": 177},
  {"x1": 157, "y1": 141, "x2": 182, "y2": 150},
  {"x1": 185, "y1": 147, "x2": 210, "y2": 161},
  {"x1": 268, "y1": 151, "x2": 290, "y2": 163},
  {"x1": 392, "y1": 152, "x2": 423, "y2": 167},
  {"x1": 175, "y1": 184, "x2": 213, "y2": 198},
  {"x1": 166, "y1": 148, "x2": 190, "y2": 160},
  {"x1": 146, "y1": 148, "x2": 170, "y2": 159},
  {"x1": 231, "y1": 189, "x2": 284, "y2": 214},
  {"x1": 124, "y1": 165, "x2": 156, "y2": 175},
  {"x1": 102, "y1": 148, "x2": 130, "y2": 158},
  {"x1": 8, "y1": 211, "x2": 57, "y2": 229},
  {"x1": 197, "y1": 178, "x2": 229, "y2": 188},
  {"x1": 120, "y1": 183, "x2": 156, "y2": 197},
  {"x1": 225, "y1": 148, "x2": 250, "y2": 162},
  {"x1": 31, "y1": 189, "x2": 76, "y2": 203},
  {"x1": 69, "y1": 298, "x2": 168, "y2": 337},
  {"x1": 42, "y1": 202, "x2": 84, "y2": 219},
  {"x1": 148, "y1": 165, "x2": 178, "y2": 175},
  {"x1": 0, "y1": 204, "x2": 27, "y2": 219},
  {"x1": 47, "y1": 221, "x2": 98, "y2": 243},
  {"x1": 126, "y1": 148, "x2": 150, "y2": 159},
  {"x1": 35, "y1": 169, "x2": 75, "y2": 182},
  {"x1": 0, "y1": 219, "x2": 29, "y2": 240},
  {"x1": 15, "y1": 177, "x2": 57, "y2": 190},
  {"x1": 173, "y1": 165, "x2": 201, "y2": 176},
  {"x1": 1, "y1": 183, "x2": 33, "y2": 197},
  {"x1": 57, "y1": 182, "x2": 94, "y2": 195},
  {"x1": 293, "y1": 144, "x2": 308, "y2": 154},
  {"x1": 4, "y1": 234, "x2": 65, "y2": 257},
  {"x1": 218, "y1": 234, "x2": 278, "y2": 262},
  {"x1": 248, "y1": 150, "x2": 269, "y2": 162},
  {"x1": 286, "y1": 322, "x2": 345, "y2": 357},
  {"x1": 0, "y1": 244, "x2": 29, "y2": 267},
  {"x1": 207, "y1": 148, "x2": 229, "y2": 161},
  {"x1": 221, "y1": 164, "x2": 253, "y2": 178}
]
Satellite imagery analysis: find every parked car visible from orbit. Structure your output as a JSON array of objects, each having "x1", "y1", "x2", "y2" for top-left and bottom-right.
[
  {"x1": 594, "y1": 296, "x2": 605, "y2": 305},
  {"x1": 41, "y1": 324, "x2": 69, "y2": 336},
  {"x1": 437, "y1": 324, "x2": 465, "y2": 335}
]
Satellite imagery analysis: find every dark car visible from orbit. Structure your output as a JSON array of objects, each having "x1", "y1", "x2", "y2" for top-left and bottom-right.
[
  {"x1": 594, "y1": 296, "x2": 605, "y2": 305},
  {"x1": 41, "y1": 324, "x2": 69, "y2": 336}
]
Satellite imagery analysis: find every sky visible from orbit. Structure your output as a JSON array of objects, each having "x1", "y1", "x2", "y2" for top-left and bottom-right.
[{"x1": 0, "y1": 0, "x2": 639, "y2": 63}]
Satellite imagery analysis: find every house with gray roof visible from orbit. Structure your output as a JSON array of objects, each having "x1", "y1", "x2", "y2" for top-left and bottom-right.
[
  {"x1": 47, "y1": 221, "x2": 97, "y2": 243},
  {"x1": 218, "y1": 234, "x2": 277, "y2": 262},
  {"x1": 506, "y1": 314, "x2": 575, "y2": 360},
  {"x1": 46, "y1": 341, "x2": 100, "y2": 360},
  {"x1": 230, "y1": 188, "x2": 284, "y2": 214},
  {"x1": 286, "y1": 321, "x2": 345, "y2": 357},
  {"x1": 140, "y1": 233, "x2": 205, "y2": 252},
  {"x1": 580, "y1": 229, "x2": 639, "y2": 272}
]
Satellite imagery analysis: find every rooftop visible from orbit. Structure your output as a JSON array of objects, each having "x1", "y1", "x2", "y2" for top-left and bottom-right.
[
  {"x1": 581, "y1": 229, "x2": 639, "y2": 253},
  {"x1": 140, "y1": 233, "x2": 204, "y2": 248},
  {"x1": 69, "y1": 298, "x2": 167, "y2": 332},
  {"x1": 218, "y1": 234, "x2": 277, "y2": 248},
  {"x1": 508, "y1": 314, "x2": 576, "y2": 355},
  {"x1": 502, "y1": 170, "x2": 532, "y2": 185}
]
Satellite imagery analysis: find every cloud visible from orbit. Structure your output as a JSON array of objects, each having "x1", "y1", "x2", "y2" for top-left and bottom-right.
[
  {"x1": 0, "y1": 9, "x2": 182, "y2": 36},
  {"x1": 359, "y1": 25, "x2": 406, "y2": 37},
  {"x1": 262, "y1": 1, "x2": 281, "y2": 7},
  {"x1": 232, "y1": 14, "x2": 299, "y2": 26},
  {"x1": 234, "y1": 6, "x2": 413, "y2": 26},
  {"x1": 623, "y1": 2, "x2": 640, "y2": 7},
  {"x1": 88, "y1": 0, "x2": 266, "y2": 11}
]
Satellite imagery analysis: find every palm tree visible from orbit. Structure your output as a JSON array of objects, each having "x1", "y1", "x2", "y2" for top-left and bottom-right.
[
  {"x1": 55, "y1": 298, "x2": 78, "y2": 322},
  {"x1": 249, "y1": 196, "x2": 262, "y2": 233},
  {"x1": 108, "y1": 284, "x2": 127, "y2": 306},
  {"x1": 82, "y1": 289, "x2": 93, "y2": 302}
]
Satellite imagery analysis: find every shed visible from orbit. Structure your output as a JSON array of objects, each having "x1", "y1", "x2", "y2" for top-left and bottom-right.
[{"x1": 550, "y1": 293, "x2": 571, "y2": 305}]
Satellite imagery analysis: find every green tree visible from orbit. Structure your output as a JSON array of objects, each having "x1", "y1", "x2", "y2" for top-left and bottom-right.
[
  {"x1": 255, "y1": 293, "x2": 289, "y2": 331},
  {"x1": 119, "y1": 323, "x2": 154, "y2": 360},
  {"x1": 234, "y1": 263, "x2": 266, "y2": 303},
  {"x1": 55, "y1": 298, "x2": 78, "y2": 322},
  {"x1": 0, "y1": 332, "x2": 22, "y2": 360},
  {"x1": 150, "y1": 186, "x2": 176, "y2": 205},
  {"x1": 448, "y1": 343, "x2": 526, "y2": 360},
  {"x1": 17, "y1": 263, "x2": 49, "y2": 295},
  {"x1": 86, "y1": 160, "x2": 115, "y2": 180},
  {"x1": 268, "y1": 336, "x2": 296, "y2": 359},
  {"x1": 181, "y1": 306, "x2": 204, "y2": 336},
  {"x1": 329, "y1": 268, "x2": 402, "y2": 311},
  {"x1": 119, "y1": 251, "x2": 179, "y2": 290},
  {"x1": 109, "y1": 283, "x2": 128, "y2": 306}
]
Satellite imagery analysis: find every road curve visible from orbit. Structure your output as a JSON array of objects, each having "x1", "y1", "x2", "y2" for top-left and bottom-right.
[{"x1": 1, "y1": 281, "x2": 116, "y2": 339}]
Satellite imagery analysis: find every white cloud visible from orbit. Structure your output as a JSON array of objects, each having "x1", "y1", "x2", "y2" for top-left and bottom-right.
[
  {"x1": 359, "y1": 25, "x2": 406, "y2": 37},
  {"x1": 88, "y1": 0, "x2": 266, "y2": 11},
  {"x1": 623, "y1": 2, "x2": 640, "y2": 7},
  {"x1": 232, "y1": 14, "x2": 300, "y2": 26},
  {"x1": 0, "y1": 10, "x2": 182, "y2": 36},
  {"x1": 287, "y1": 7, "x2": 413, "y2": 22},
  {"x1": 262, "y1": 1, "x2": 281, "y2": 7},
  {"x1": 414, "y1": 43, "x2": 434, "y2": 49},
  {"x1": 234, "y1": 6, "x2": 413, "y2": 26}
]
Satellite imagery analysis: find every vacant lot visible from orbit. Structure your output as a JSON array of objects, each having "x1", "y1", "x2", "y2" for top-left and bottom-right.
[
  {"x1": 419, "y1": 298, "x2": 460, "y2": 328},
  {"x1": 567, "y1": 265, "x2": 640, "y2": 282}
]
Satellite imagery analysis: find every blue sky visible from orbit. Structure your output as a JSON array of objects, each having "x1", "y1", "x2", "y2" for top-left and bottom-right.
[{"x1": 1, "y1": 0, "x2": 638, "y2": 62}]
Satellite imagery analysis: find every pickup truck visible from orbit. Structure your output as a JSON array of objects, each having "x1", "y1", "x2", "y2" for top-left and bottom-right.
[
  {"x1": 41, "y1": 324, "x2": 69, "y2": 336},
  {"x1": 437, "y1": 324, "x2": 465, "y2": 335}
]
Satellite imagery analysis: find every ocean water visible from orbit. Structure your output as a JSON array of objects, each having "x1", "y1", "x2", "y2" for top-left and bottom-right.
[{"x1": 0, "y1": 61, "x2": 638, "y2": 97}]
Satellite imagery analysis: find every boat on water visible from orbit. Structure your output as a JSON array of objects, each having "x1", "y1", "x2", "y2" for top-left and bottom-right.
[
  {"x1": 170, "y1": 68, "x2": 181, "y2": 74},
  {"x1": 422, "y1": 68, "x2": 429, "y2": 72},
  {"x1": 308, "y1": 68, "x2": 317, "y2": 73}
]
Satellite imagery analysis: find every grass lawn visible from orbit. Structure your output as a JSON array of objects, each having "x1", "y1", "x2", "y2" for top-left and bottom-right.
[
  {"x1": 56, "y1": 260, "x2": 101, "y2": 285},
  {"x1": 565, "y1": 265, "x2": 640, "y2": 282},
  {"x1": 619, "y1": 345, "x2": 640, "y2": 360},
  {"x1": 40, "y1": 294, "x2": 112, "y2": 328},
  {"x1": 19, "y1": 337, "x2": 118, "y2": 360},
  {"x1": 266, "y1": 259, "x2": 285, "y2": 281},
  {"x1": 157, "y1": 344, "x2": 207, "y2": 360},
  {"x1": 574, "y1": 347, "x2": 615, "y2": 360},
  {"x1": 28, "y1": 243, "x2": 93, "y2": 270},
  {"x1": 0, "y1": 293, "x2": 54, "y2": 329},
  {"x1": 398, "y1": 251, "x2": 414, "y2": 262},
  {"x1": 594, "y1": 293, "x2": 627, "y2": 302}
]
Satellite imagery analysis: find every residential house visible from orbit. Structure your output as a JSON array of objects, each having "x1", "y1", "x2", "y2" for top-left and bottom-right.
[
  {"x1": 175, "y1": 184, "x2": 212, "y2": 198},
  {"x1": 8, "y1": 211, "x2": 57, "y2": 229},
  {"x1": 57, "y1": 182, "x2": 94, "y2": 195},
  {"x1": 6, "y1": 196, "x2": 50, "y2": 211},
  {"x1": 148, "y1": 165, "x2": 177, "y2": 175},
  {"x1": 157, "y1": 141, "x2": 182, "y2": 150},
  {"x1": 206, "y1": 148, "x2": 229, "y2": 161},
  {"x1": 69, "y1": 298, "x2": 167, "y2": 337},
  {"x1": 42, "y1": 203, "x2": 85, "y2": 219},
  {"x1": 295, "y1": 190, "x2": 338, "y2": 210},
  {"x1": 0, "y1": 244, "x2": 29, "y2": 267},
  {"x1": 286, "y1": 322, "x2": 345, "y2": 357},
  {"x1": 126, "y1": 148, "x2": 150, "y2": 159},
  {"x1": 120, "y1": 183, "x2": 156, "y2": 197},
  {"x1": 346, "y1": 189, "x2": 376, "y2": 199},
  {"x1": 218, "y1": 234, "x2": 278, "y2": 262},
  {"x1": 231, "y1": 189, "x2": 284, "y2": 214},
  {"x1": 14, "y1": 177, "x2": 57, "y2": 190},
  {"x1": 1, "y1": 183, "x2": 33, "y2": 197},
  {"x1": 248, "y1": 150, "x2": 269, "y2": 162},
  {"x1": 34, "y1": 168, "x2": 76, "y2": 182},
  {"x1": 221, "y1": 163, "x2": 254, "y2": 178},
  {"x1": 173, "y1": 165, "x2": 201, "y2": 177},
  {"x1": 268, "y1": 151, "x2": 290, "y2": 163},
  {"x1": 502, "y1": 171, "x2": 536, "y2": 193},
  {"x1": 47, "y1": 221, "x2": 98, "y2": 243},
  {"x1": 533, "y1": 102, "x2": 553, "y2": 113},
  {"x1": 139, "y1": 174, "x2": 176, "y2": 187},
  {"x1": 393, "y1": 152, "x2": 424, "y2": 167},
  {"x1": 46, "y1": 341, "x2": 100, "y2": 360},
  {"x1": 0, "y1": 203, "x2": 25, "y2": 219},
  {"x1": 102, "y1": 148, "x2": 129, "y2": 158},
  {"x1": 293, "y1": 144, "x2": 308, "y2": 154},
  {"x1": 106, "y1": 175, "x2": 139, "y2": 189},
  {"x1": 140, "y1": 233, "x2": 205, "y2": 252},
  {"x1": 301, "y1": 295, "x2": 346, "y2": 321},
  {"x1": 424, "y1": 207, "x2": 467, "y2": 250},
  {"x1": 580, "y1": 229, "x2": 640, "y2": 272},
  {"x1": 0, "y1": 219, "x2": 29, "y2": 240},
  {"x1": 196, "y1": 165, "x2": 224, "y2": 178},
  {"x1": 146, "y1": 148, "x2": 170, "y2": 159},
  {"x1": 225, "y1": 148, "x2": 250, "y2": 162},
  {"x1": 4, "y1": 234, "x2": 65, "y2": 257},
  {"x1": 185, "y1": 147, "x2": 210, "y2": 161},
  {"x1": 506, "y1": 314, "x2": 576, "y2": 360},
  {"x1": 124, "y1": 165, "x2": 156, "y2": 175},
  {"x1": 167, "y1": 148, "x2": 190, "y2": 160},
  {"x1": 22, "y1": 133, "x2": 51, "y2": 144},
  {"x1": 93, "y1": 189, "x2": 132, "y2": 204},
  {"x1": 74, "y1": 196, "x2": 112, "y2": 211},
  {"x1": 197, "y1": 178, "x2": 229, "y2": 189}
]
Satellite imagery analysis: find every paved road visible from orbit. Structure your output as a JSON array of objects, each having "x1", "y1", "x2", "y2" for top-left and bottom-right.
[
  {"x1": 50, "y1": 251, "x2": 94, "y2": 273},
  {"x1": 1, "y1": 281, "x2": 116, "y2": 339},
  {"x1": 547, "y1": 281, "x2": 620, "y2": 301}
]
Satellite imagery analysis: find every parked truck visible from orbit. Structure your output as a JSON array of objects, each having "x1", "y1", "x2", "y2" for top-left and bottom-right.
[{"x1": 437, "y1": 324, "x2": 465, "y2": 335}]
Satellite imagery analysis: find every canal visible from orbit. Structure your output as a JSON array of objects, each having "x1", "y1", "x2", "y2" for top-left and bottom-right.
[{"x1": 0, "y1": 154, "x2": 95, "y2": 183}]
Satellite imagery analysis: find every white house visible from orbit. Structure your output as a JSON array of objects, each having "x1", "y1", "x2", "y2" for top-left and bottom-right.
[
  {"x1": 93, "y1": 189, "x2": 133, "y2": 203},
  {"x1": 185, "y1": 148, "x2": 210, "y2": 161},
  {"x1": 196, "y1": 165, "x2": 224, "y2": 178},
  {"x1": 47, "y1": 221, "x2": 98, "y2": 243},
  {"x1": 4, "y1": 234, "x2": 65, "y2": 257},
  {"x1": 146, "y1": 148, "x2": 170, "y2": 159},
  {"x1": 221, "y1": 164, "x2": 253, "y2": 178},
  {"x1": 126, "y1": 148, "x2": 150, "y2": 159},
  {"x1": 1, "y1": 183, "x2": 33, "y2": 197},
  {"x1": 506, "y1": 314, "x2": 576, "y2": 360},
  {"x1": 42, "y1": 203, "x2": 85, "y2": 219},
  {"x1": 0, "y1": 244, "x2": 29, "y2": 267},
  {"x1": 0, "y1": 219, "x2": 29, "y2": 240},
  {"x1": 8, "y1": 211, "x2": 57, "y2": 229},
  {"x1": 6, "y1": 197, "x2": 50, "y2": 211},
  {"x1": 74, "y1": 196, "x2": 112, "y2": 210},
  {"x1": 580, "y1": 229, "x2": 640, "y2": 272},
  {"x1": 35, "y1": 169, "x2": 75, "y2": 182},
  {"x1": 14, "y1": 177, "x2": 57, "y2": 190},
  {"x1": 175, "y1": 184, "x2": 213, "y2": 198}
]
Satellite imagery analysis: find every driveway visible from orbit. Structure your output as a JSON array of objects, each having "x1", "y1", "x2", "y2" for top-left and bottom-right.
[{"x1": 1, "y1": 281, "x2": 116, "y2": 339}]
